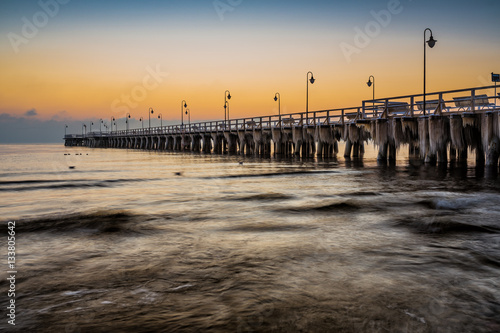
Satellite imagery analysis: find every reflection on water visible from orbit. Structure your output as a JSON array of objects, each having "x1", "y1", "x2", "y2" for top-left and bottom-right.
[{"x1": 1, "y1": 144, "x2": 500, "y2": 332}]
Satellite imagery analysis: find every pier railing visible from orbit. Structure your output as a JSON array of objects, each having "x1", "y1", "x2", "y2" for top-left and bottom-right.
[
  {"x1": 67, "y1": 85, "x2": 499, "y2": 140},
  {"x1": 78, "y1": 106, "x2": 365, "y2": 138},
  {"x1": 362, "y1": 85, "x2": 499, "y2": 119}
]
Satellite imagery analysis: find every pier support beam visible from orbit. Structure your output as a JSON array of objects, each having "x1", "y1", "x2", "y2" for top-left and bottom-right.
[
  {"x1": 344, "y1": 139, "x2": 353, "y2": 158},
  {"x1": 272, "y1": 128, "x2": 283, "y2": 156},
  {"x1": 202, "y1": 134, "x2": 212, "y2": 153},
  {"x1": 486, "y1": 136, "x2": 500, "y2": 167},
  {"x1": 239, "y1": 131, "x2": 254, "y2": 155},
  {"x1": 224, "y1": 132, "x2": 238, "y2": 154},
  {"x1": 450, "y1": 114, "x2": 466, "y2": 164},
  {"x1": 375, "y1": 119, "x2": 389, "y2": 161},
  {"x1": 378, "y1": 143, "x2": 387, "y2": 161},
  {"x1": 292, "y1": 126, "x2": 303, "y2": 157},
  {"x1": 429, "y1": 115, "x2": 449, "y2": 164},
  {"x1": 418, "y1": 117, "x2": 432, "y2": 163}
]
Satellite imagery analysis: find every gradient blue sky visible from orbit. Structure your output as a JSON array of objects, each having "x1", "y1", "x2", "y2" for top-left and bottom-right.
[{"x1": 1, "y1": 0, "x2": 499, "y2": 142}]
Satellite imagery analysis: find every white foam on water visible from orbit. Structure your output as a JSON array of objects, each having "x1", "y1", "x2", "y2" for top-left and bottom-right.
[
  {"x1": 170, "y1": 284, "x2": 194, "y2": 291},
  {"x1": 404, "y1": 310, "x2": 426, "y2": 324}
]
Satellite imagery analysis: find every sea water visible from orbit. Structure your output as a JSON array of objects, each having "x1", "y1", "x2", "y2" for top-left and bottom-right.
[{"x1": 1, "y1": 144, "x2": 499, "y2": 332}]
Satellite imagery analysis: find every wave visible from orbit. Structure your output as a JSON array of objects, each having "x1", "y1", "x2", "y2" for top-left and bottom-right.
[
  {"x1": 393, "y1": 217, "x2": 500, "y2": 235},
  {"x1": 0, "y1": 183, "x2": 111, "y2": 192},
  {"x1": 12, "y1": 210, "x2": 151, "y2": 235},
  {"x1": 229, "y1": 193, "x2": 295, "y2": 201},
  {"x1": 0, "y1": 178, "x2": 147, "y2": 192},
  {"x1": 0, "y1": 179, "x2": 67, "y2": 185},
  {"x1": 416, "y1": 199, "x2": 474, "y2": 211},
  {"x1": 204, "y1": 170, "x2": 338, "y2": 179},
  {"x1": 338, "y1": 191, "x2": 382, "y2": 197},
  {"x1": 276, "y1": 201, "x2": 363, "y2": 214}
]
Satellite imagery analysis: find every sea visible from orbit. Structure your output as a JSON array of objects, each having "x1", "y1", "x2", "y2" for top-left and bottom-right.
[{"x1": 1, "y1": 143, "x2": 500, "y2": 332}]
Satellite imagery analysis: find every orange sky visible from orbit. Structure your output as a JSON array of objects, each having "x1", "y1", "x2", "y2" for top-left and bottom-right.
[{"x1": 1, "y1": 0, "x2": 499, "y2": 127}]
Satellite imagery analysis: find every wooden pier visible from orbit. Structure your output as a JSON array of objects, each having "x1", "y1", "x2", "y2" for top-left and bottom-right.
[{"x1": 65, "y1": 85, "x2": 500, "y2": 166}]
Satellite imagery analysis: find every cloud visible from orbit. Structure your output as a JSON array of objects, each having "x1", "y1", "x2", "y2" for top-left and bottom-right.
[
  {"x1": 24, "y1": 109, "x2": 38, "y2": 117},
  {"x1": 0, "y1": 112, "x2": 72, "y2": 143},
  {"x1": 51, "y1": 110, "x2": 71, "y2": 121}
]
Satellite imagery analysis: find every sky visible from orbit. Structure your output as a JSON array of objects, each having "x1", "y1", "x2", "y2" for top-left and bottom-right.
[{"x1": 0, "y1": 0, "x2": 499, "y2": 142}]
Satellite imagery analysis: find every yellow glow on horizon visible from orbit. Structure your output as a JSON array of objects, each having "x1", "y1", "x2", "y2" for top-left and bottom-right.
[{"x1": 1, "y1": 25, "x2": 498, "y2": 124}]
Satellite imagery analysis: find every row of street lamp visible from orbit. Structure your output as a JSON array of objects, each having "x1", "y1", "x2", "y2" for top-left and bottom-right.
[
  {"x1": 75, "y1": 102, "x2": 193, "y2": 135},
  {"x1": 70, "y1": 28, "x2": 437, "y2": 136}
]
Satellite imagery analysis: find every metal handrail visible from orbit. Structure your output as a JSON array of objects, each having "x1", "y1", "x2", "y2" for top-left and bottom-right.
[{"x1": 71, "y1": 85, "x2": 500, "y2": 140}]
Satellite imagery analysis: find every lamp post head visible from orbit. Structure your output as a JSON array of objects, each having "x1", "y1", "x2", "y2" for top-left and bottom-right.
[
  {"x1": 367, "y1": 79, "x2": 372, "y2": 87},
  {"x1": 150, "y1": 109, "x2": 154, "y2": 114},
  {"x1": 128, "y1": 115, "x2": 131, "y2": 118},
  {"x1": 274, "y1": 96, "x2": 278, "y2": 102},
  {"x1": 227, "y1": 93, "x2": 231, "y2": 100},
  {"x1": 427, "y1": 35, "x2": 437, "y2": 48},
  {"x1": 310, "y1": 75, "x2": 315, "y2": 84},
  {"x1": 184, "y1": 102, "x2": 187, "y2": 108}
]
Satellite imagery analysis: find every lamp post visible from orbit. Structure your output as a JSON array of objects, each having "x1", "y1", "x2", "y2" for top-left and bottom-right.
[
  {"x1": 139, "y1": 117, "x2": 144, "y2": 130},
  {"x1": 306, "y1": 71, "x2": 315, "y2": 125},
  {"x1": 100, "y1": 119, "x2": 103, "y2": 133},
  {"x1": 367, "y1": 75, "x2": 375, "y2": 111},
  {"x1": 185, "y1": 109, "x2": 191, "y2": 128},
  {"x1": 126, "y1": 113, "x2": 131, "y2": 131},
  {"x1": 110, "y1": 117, "x2": 115, "y2": 133},
  {"x1": 158, "y1": 113, "x2": 163, "y2": 128},
  {"x1": 181, "y1": 100, "x2": 187, "y2": 128},
  {"x1": 65, "y1": 125, "x2": 68, "y2": 136},
  {"x1": 274, "y1": 93, "x2": 281, "y2": 116},
  {"x1": 492, "y1": 72, "x2": 499, "y2": 106},
  {"x1": 89, "y1": 121, "x2": 94, "y2": 133},
  {"x1": 82, "y1": 124, "x2": 87, "y2": 136},
  {"x1": 224, "y1": 90, "x2": 231, "y2": 124},
  {"x1": 424, "y1": 28, "x2": 437, "y2": 115},
  {"x1": 148, "y1": 107, "x2": 154, "y2": 129},
  {"x1": 223, "y1": 101, "x2": 230, "y2": 130}
]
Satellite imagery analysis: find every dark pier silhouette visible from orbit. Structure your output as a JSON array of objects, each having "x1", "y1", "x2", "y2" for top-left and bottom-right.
[{"x1": 65, "y1": 85, "x2": 500, "y2": 166}]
